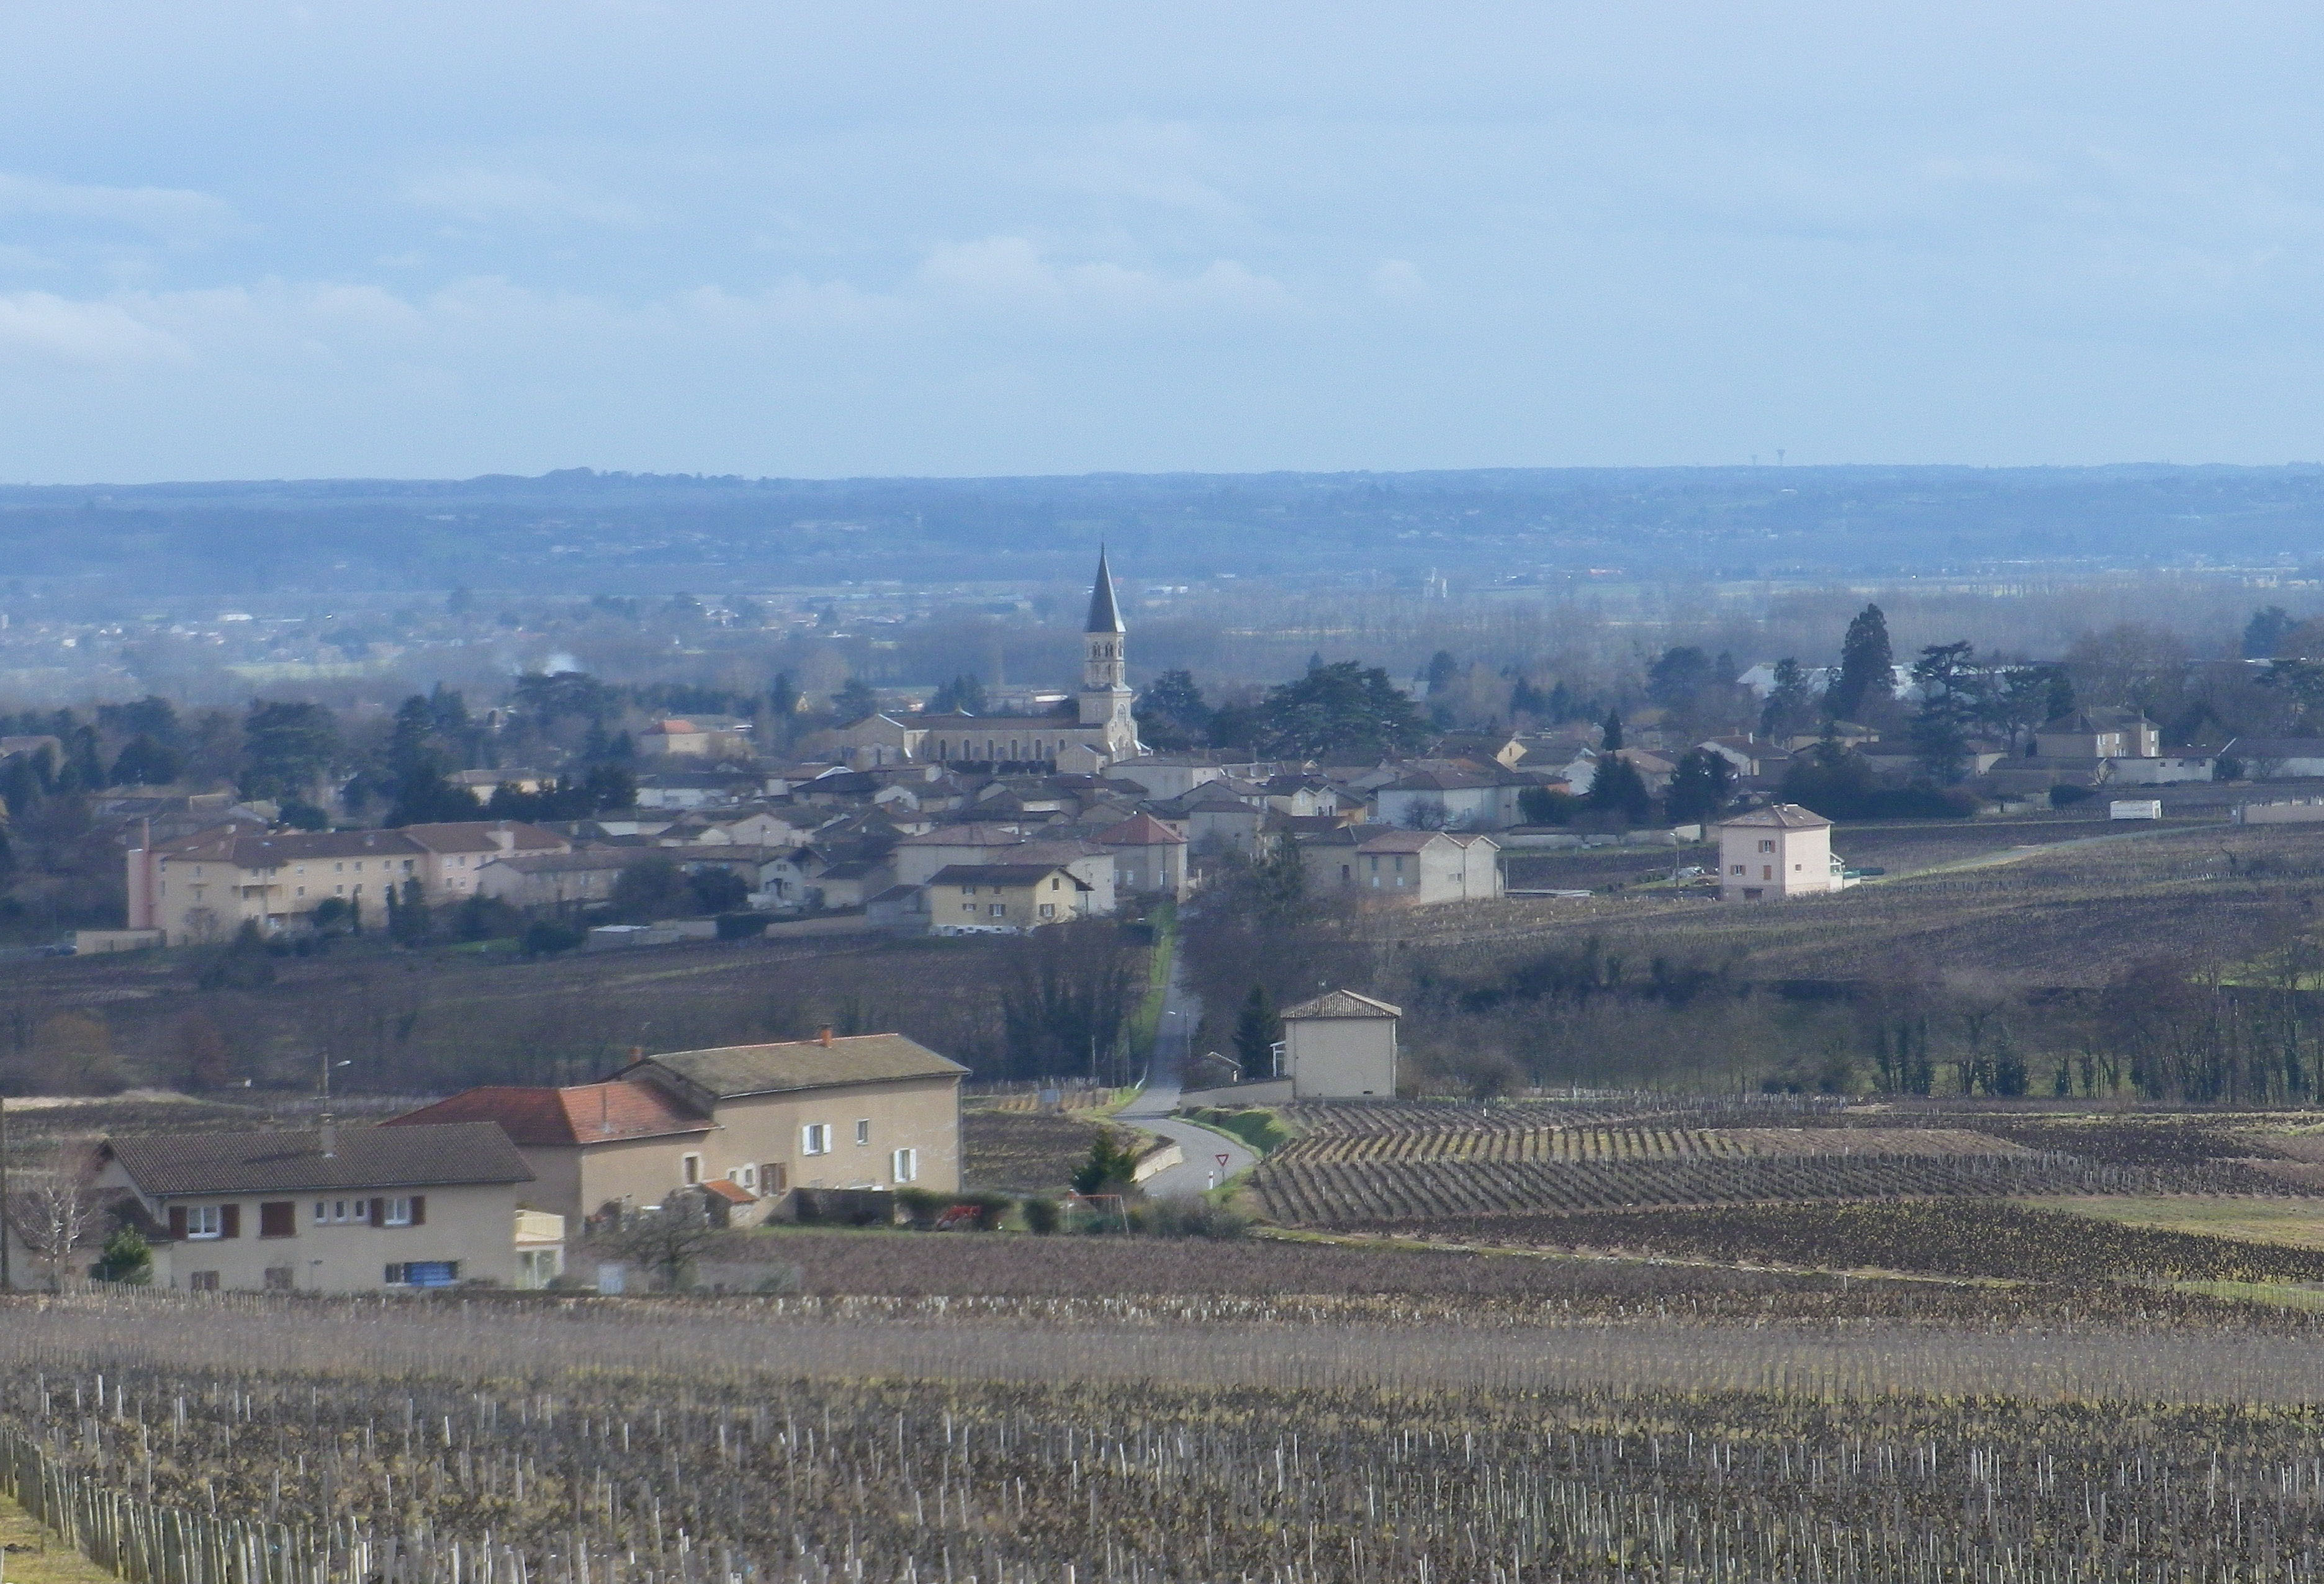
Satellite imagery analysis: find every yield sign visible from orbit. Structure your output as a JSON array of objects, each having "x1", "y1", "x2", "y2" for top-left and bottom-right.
[{"x1": 1215, "y1": 1153, "x2": 1231, "y2": 1168}]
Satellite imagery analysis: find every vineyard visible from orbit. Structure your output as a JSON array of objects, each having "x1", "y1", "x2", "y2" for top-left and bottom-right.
[
  {"x1": 1244, "y1": 1148, "x2": 2295, "y2": 1225},
  {"x1": 1274, "y1": 1122, "x2": 2030, "y2": 1164},
  {"x1": 17, "y1": 1294, "x2": 2324, "y2": 1582}
]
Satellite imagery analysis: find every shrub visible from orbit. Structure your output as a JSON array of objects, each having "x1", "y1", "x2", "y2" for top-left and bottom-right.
[
  {"x1": 1130, "y1": 1197, "x2": 1253, "y2": 1240},
  {"x1": 716, "y1": 912, "x2": 773, "y2": 940},
  {"x1": 893, "y1": 1187, "x2": 946, "y2": 1229},
  {"x1": 2050, "y1": 784, "x2": 2096, "y2": 808},
  {"x1": 522, "y1": 919, "x2": 587, "y2": 956},
  {"x1": 1019, "y1": 1195, "x2": 1061, "y2": 1235}
]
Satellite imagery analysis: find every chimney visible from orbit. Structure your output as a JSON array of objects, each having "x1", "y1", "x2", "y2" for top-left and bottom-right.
[
  {"x1": 318, "y1": 1114, "x2": 337, "y2": 1157},
  {"x1": 819, "y1": 1025, "x2": 833, "y2": 1048},
  {"x1": 598, "y1": 1086, "x2": 611, "y2": 1135}
]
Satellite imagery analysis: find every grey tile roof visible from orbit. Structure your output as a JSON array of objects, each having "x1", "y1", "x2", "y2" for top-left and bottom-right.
[
  {"x1": 629, "y1": 1033, "x2": 968, "y2": 1101},
  {"x1": 107, "y1": 1121, "x2": 531, "y2": 1197}
]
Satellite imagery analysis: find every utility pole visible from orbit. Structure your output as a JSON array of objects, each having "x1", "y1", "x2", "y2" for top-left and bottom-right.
[{"x1": 0, "y1": 1092, "x2": 11, "y2": 1293}]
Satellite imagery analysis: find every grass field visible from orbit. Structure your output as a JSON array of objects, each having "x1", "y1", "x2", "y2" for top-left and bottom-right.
[
  {"x1": 0, "y1": 1490, "x2": 113, "y2": 1584},
  {"x1": 2034, "y1": 1194, "x2": 2324, "y2": 1250}
]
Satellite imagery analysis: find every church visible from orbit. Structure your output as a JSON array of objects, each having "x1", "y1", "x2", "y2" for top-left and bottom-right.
[{"x1": 834, "y1": 551, "x2": 1145, "y2": 773}]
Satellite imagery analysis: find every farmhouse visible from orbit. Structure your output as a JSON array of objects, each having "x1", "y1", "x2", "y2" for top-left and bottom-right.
[
  {"x1": 395, "y1": 1032, "x2": 968, "y2": 1219},
  {"x1": 1297, "y1": 826, "x2": 1504, "y2": 905},
  {"x1": 97, "y1": 1119, "x2": 546, "y2": 1292}
]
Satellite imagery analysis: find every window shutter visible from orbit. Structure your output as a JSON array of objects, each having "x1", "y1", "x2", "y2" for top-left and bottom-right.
[
  {"x1": 259, "y1": 1201, "x2": 295, "y2": 1238},
  {"x1": 168, "y1": 1205, "x2": 187, "y2": 1240},
  {"x1": 410, "y1": 1195, "x2": 426, "y2": 1226},
  {"x1": 219, "y1": 1204, "x2": 240, "y2": 1239},
  {"x1": 369, "y1": 1197, "x2": 386, "y2": 1226}
]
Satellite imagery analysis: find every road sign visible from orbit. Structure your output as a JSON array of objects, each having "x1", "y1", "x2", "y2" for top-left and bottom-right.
[{"x1": 1215, "y1": 1153, "x2": 1231, "y2": 1168}]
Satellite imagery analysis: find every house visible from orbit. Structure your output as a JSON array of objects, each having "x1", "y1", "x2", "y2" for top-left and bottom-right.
[
  {"x1": 397, "y1": 821, "x2": 570, "y2": 900},
  {"x1": 2035, "y1": 709, "x2": 2161, "y2": 762},
  {"x1": 1174, "y1": 792, "x2": 1268, "y2": 857},
  {"x1": 1373, "y1": 764, "x2": 1528, "y2": 830},
  {"x1": 1095, "y1": 812, "x2": 1192, "y2": 900},
  {"x1": 387, "y1": 1079, "x2": 716, "y2": 1227},
  {"x1": 449, "y1": 768, "x2": 553, "y2": 803},
  {"x1": 632, "y1": 770, "x2": 762, "y2": 809},
  {"x1": 97, "y1": 1118, "x2": 546, "y2": 1292},
  {"x1": 623, "y1": 1033, "x2": 965, "y2": 1195},
  {"x1": 1716, "y1": 803, "x2": 1843, "y2": 901},
  {"x1": 475, "y1": 848, "x2": 655, "y2": 910},
  {"x1": 1281, "y1": 989, "x2": 1400, "y2": 1099},
  {"x1": 1110, "y1": 753, "x2": 1245, "y2": 799},
  {"x1": 399, "y1": 1032, "x2": 967, "y2": 1213},
  {"x1": 1299, "y1": 826, "x2": 1504, "y2": 905},
  {"x1": 639, "y1": 716, "x2": 752, "y2": 760},
  {"x1": 926, "y1": 863, "x2": 1095, "y2": 929},
  {"x1": 1697, "y1": 736, "x2": 1795, "y2": 780},
  {"x1": 891, "y1": 822, "x2": 1050, "y2": 886}
]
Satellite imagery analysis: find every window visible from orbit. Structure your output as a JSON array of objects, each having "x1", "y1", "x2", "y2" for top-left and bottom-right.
[
  {"x1": 891, "y1": 1148, "x2": 919, "y2": 1184},
  {"x1": 989, "y1": 903, "x2": 1006, "y2": 917},
  {"x1": 803, "y1": 1123, "x2": 832, "y2": 1156},
  {"x1": 383, "y1": 1197, "x2": 415, "y2": 1226},
  {"x1": 258, "y1": 1201, "x2": 297, "y2": 1238},
  {"x1": 333, "y1": 863, "x2": 343, "y2": 873},
  {"x1": 1758, "y1": 840, "x2": 1775, "y2": 853},
  {"x1": 179, "y1": 1204, "x2": 228, "y2": 1240},
  {"x1": 1729, "y1": 865, "x2": 1744, "y2": 876},
  {"x1": 1039, "y1": 903, "x2": 1055, "y2": 919},
  {"x1": 855, "y1": 1119, "x2": 870, "y2": 1146},
  {"x1": 681, "y1": 1154, "x2": 703, "y2": 1186},
  {"x1": 960, "y1": 882, "x2": 975, "y2": 894},
  {"x1": 962, "y1": 902, "x2": 976, "y2": 914},
  {"x1": 187, "y1": 1271, "x2": 220, "y2": 1292},
  {"x1": 760, "y1": 1162, "x2": 788, "y2": 1194},
  {"x1": 732, "y1": 1164, "x2": 757, "y2": 1192}
]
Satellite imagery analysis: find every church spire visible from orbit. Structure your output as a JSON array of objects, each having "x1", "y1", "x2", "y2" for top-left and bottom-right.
[{"x1": 1084, "y1": 546, "x2": 1125, "y2": 635}]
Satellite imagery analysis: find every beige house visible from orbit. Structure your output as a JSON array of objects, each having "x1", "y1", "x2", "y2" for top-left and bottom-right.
[
  {"x1": 1299, "y1": 827, "x2": 1503, "y2": 906},
  {"x1": 98, "y1": 1120, "x2": 545, "y2": 1292},
  {"x1": 1096, "y1": 812, "x2": 1191, "y2": 900},
  {"x1": 927, "y1": 863, "x2": 1095, "y2": 929},
  {"x1": 393, "y1": 1032, "x2": 967, "y2": 1217},
  {"x1": 128, "y1": 820, "x2": 570, "y2": 944},
  {"x1": 621, "y1": 1034, "x2": 966, "y2": 1195},
  {"x1": 1281, "y1": 989, "x2": 1400, "y2": 1099},
  {"x1": 388, "y1": 1079, "x2": 716, "y2": 1226},
  {"x1": 2035, "y1": 709, "x2": 2161, "y2": 762},
  {"x1": 640, "y1": 717, "x2": 753, "y2": 760},
  {"x1": 1716, "y1": 803, "x2": 1841, "y2": 900}
]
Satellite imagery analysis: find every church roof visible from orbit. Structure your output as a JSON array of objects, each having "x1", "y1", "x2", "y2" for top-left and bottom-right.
[{"x1": 1084, "y1": 547, "x2": 1125, "y2": 634}]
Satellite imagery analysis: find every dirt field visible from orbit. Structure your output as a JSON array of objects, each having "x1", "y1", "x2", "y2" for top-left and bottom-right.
[{"x1": 961, "y1": 1107, "x2": 1106, "y2": 1191}]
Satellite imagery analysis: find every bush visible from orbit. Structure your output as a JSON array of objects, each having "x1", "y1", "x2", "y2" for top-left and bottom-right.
[
  {"x1": 1019, "y1": 1195, "x2": 1061, "y2": 1235},
  {"x1": 2050, "y1": 784, "x2": 2096, "y2": 808},
  {"x1": 522, "y1": 919, "x2": 587, "y2": 956},
  {"x1": 1130, "y1": 1197, "x2": 1253, "y2": 1240},
  {"x1": 893, "y1": 1187, "x2": 946, "y2": 1228},
  {"x1": 716, "y1": 912, "x2": 774, "y2": 940}
]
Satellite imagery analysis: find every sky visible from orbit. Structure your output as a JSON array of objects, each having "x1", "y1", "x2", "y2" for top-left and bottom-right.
[{"x1": 2, "y1": 2, "x2": 2322, "y2": 482}]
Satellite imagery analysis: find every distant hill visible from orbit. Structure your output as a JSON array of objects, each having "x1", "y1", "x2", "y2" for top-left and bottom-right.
[{"x1": 3, "y1": 462, "x2": 2321, "y2": 596}]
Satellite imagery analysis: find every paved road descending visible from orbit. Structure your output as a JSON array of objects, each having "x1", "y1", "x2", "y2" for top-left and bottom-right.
[{"x1": 1117, "y1": 1080, "x2": 1256, "y2": 1197}]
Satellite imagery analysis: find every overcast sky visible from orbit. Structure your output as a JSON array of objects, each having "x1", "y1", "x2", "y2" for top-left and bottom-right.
[{"x1": 2, "y1": 2, "x2": 2320, "y2": 482}]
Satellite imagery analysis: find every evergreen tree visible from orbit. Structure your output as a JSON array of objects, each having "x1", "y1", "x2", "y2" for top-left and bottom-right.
[
  {"x1": 1424, "y1": 650, "x2": 1461, "y2": 695},
  {"x1": 1600, "y1": 709, "x2": 1624, "y2": 752},
  {"x1": 1071, "y1": 1130, "x2": 1141, "y2": 1195},
  {"x1": 1664, "y1": 748, "x2": 1736, "y2": 824},
  {"x1": 832, "y1": 677, "x2": 880, "y2": 723},
  {"x1": 1585, "y1": 753, "x2": 1654, "y2": 826},
  {"x1": 109, "y1": 734, "x2": 181, "y2": 788},
  {"x1": 1757, "y1": 658, "x2": 1816, "y2": 742},
  {"x1": 1136, "y1": 668, "x2": 1212, "y2": 749},
  {"x1": 2045, "y1": 668, "x2": 2078, "y2": 722},
  {"x1": 241, "y1": 700, "x2": 341, "y2": 802},
  {"x1": 1233, "y1": 984, "x2": 1282, "y2": 1077},
  {"x1": 1909, "y1": 641, "x2": 1980, "y2": 783},
  {"x1": 2245, "y1": 605, "x2": 2299, "y2": 659},
  {"x1": 1256, "y1": 661, "x2": 1428, "y2": 760},
  {"x1": 1828, "y1": 603, "x2": 1894, "y2": 722}
]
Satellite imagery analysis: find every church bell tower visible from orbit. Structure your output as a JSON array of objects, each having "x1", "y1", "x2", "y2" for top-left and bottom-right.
[{"x1": 1078, "y1": 548, "x2": 1137, "y2": 754}]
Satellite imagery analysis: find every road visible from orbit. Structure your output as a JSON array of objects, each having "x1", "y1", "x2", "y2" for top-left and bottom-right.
[
  {"x1": 1117, "y1": 1079, "x2": 1256, "y2": 1197},
  {"x1": 1114, "y1": 916, "x2": 1256, "y2": 1198}
]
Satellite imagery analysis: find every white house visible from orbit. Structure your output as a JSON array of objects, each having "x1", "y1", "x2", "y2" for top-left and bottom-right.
[{"x1": 1715, "y1": 803, "x2": 1842, "y2": 901}]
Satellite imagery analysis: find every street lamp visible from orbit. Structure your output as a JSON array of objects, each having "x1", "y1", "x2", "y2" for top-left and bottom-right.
[{"x1": 320, "y1": 1057, "x2": 353, "y2": 1100}]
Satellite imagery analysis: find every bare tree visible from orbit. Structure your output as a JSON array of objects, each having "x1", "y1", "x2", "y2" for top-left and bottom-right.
[
  {"x1": 595, "y1": 1197, "x2": 719, "y2": 1291},
  {"x1": 9, "y1": 1144, "x2": 99, "y2": 1292}
]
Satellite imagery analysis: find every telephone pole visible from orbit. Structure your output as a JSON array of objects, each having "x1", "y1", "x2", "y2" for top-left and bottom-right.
[{"x1": 1, "y1": 1093, "x2": 12, "y2": 1293}]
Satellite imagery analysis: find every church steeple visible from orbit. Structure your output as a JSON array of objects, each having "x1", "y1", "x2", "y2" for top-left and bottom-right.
[
  {"x1": 1084, "y1": 546, "x2": 1125, "y2": 635},
  {"x1": 1079, "y1": 547, "x2": 1132, "y2": 739}
]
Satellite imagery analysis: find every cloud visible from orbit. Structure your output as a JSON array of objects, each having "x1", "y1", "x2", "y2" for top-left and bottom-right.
[
  {"x1": 0, "y1": 173, "x2": 240, "y2": 245},
  {"x1": 914, "y1": 236, "x2": 1292, "y2": 318},
  {"x1": 0, "y1": 291, "x2": 189, "y2": 364},
  {"x1": 400, "y1": 168, "x2": 649, "y2": 227}
]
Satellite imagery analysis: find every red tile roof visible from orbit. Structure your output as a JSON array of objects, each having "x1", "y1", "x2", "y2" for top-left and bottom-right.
[
  {"x1": 385, "y1": 1081, "x2": 709, "y2": 1146},
  {"x1": 1095, "y1": 812, "x2": 1188, "y2": 847}
]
